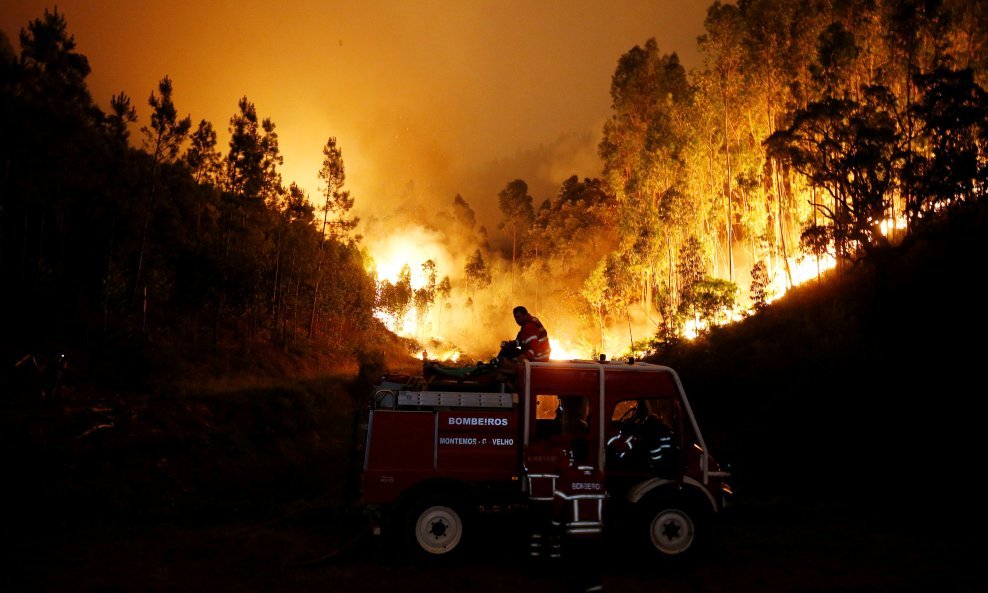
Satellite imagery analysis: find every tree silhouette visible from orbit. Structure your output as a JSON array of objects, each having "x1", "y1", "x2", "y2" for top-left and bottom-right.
[
  {"x1": 464, "y1": 249, "x2": 492, "y2": 300},
  {"x1": 906, "y1": 67, "x2": 988, "y2": 217},
  {"x1": 318, "y1": 136, "x2": 358, "y2": 241},
  {"x1": 766, "y1": 85, "x2": 902, "y2": 262},
  {"x1": 134, "y1": 75, "x2": 192, "y2": 325}
]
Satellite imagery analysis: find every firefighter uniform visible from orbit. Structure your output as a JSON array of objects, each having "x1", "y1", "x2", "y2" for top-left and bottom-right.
[
  {"x1": 552, "y1": 462, "x2": 606, "y2": 593},
  {"x1": 516, "y1": 315, "x2": 551, "y2": 361},
  {"x1": 510, "y1": 305, "x2": 551, "y2": 362},
  {"x1": 525, "y1": 443, "x2": 569, "y2": 562},
  {"x1": 552, "y1": 463, "x2": 606, "y2": 538}
]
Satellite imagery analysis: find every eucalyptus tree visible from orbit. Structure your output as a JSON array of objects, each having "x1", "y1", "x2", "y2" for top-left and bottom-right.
[
  {"x1": 941, "y1": 0, "x2": 988, "y2": 83},
  {"x1": 377, "y1": 263, "x2": 413, "y2": 326},
  {"x1": 599, "y1": 38, "x2": 692, "y2": 310},
  {"x1": 436, "y1": 275, "x2": 452, "y2": 336},
  {"x1": 580, "y1": 258, "x2": 609, "y2": 357},
  {"x1": 680, "y1": 72, "x2": 729, "y2": 276},
  {"x1": 413, "y1": 259, "x2": 438, "y2": 339},
  {"x1": 736, "y1": 0, "x2": 828, "y2": 287},
  {"x1": 674, "y1": 234, "x2": 737, "y2": 332},
  {"x1": 526, "y1": 176, "x2": 616, "y2": 277},
  {"x1": 676, "y1": 235, "x2": 707, "y2": 321},
  {"x1": 699, "y1": 1, "x2": 747, "y2": 282},
  {"x1": 451, "y1": 193, "x2": 476, "y2": 230},
  {"x1": 749, "y1": 260, "x2": 771, "y2": 311},
  {"x1": 810, "y1": 21, "x2": 861, "y2": 100},
  {"x1": 693, "y1": 277, "x2": 739, "y2": 329},
  {"x1": 463, "y1": 249, "x2": 492, "y2": 303},
  {"x1": 497, "y1": 178, "x2": 534, "y2": 295}
]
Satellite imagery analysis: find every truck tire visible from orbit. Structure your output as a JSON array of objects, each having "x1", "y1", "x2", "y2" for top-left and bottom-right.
[
  {"x1": 646, "y1": 506, "x2": 696, "y2": 556},
  {"x1": 404, "y1": 495, "x2": 467, "y2": 558}
]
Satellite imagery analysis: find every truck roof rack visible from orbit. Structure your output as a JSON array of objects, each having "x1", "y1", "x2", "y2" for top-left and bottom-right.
[{"x1": 396, "y1": 390, "x2": 517, "y2": 409}]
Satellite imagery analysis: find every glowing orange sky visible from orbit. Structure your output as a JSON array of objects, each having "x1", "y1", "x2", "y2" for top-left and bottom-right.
[{"x1": 1, "y1": 1, "x2": 710, "y2": 227}]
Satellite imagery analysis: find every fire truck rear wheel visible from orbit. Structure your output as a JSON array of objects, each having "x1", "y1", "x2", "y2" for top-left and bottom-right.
[
  {"x1": 406, "y1": 497, "x2": 467, "y2": 558},
  {"x1": 645, "y1": 505, "x2": 698, "y2": 557}
]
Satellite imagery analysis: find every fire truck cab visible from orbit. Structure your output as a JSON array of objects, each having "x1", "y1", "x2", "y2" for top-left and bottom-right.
[{"x1": 359, "y1": 358, "x2": 731, "y2": 559}]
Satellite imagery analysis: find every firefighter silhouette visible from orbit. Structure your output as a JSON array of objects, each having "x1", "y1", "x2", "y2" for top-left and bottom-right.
[{"x1": 606, "y1": 401, "x2": 678, "y2": 477}]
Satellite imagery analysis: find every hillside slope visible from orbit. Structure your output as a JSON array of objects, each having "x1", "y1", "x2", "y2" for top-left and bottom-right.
[{"x1": 655, "y1": 200, "x2": 987, "y2": 531}]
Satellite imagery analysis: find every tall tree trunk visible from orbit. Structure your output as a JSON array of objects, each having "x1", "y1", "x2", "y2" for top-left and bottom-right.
[
  {"x1": 773, "y1": 158, "x2": 793, "y2": 288},
  {"x1": 271, "y1": 231, "x2": 282, "y2": 343},
  {"x1": 723, "y1": 88, "x2": 734, "y2": 283},
  {"x1": 102, "y1": 217, "x2": 117, "y2": 333},
  {"x1": 133, "y1": 156, "x2": 159, "y2": 310},
  {"x1": 812, "y1": 185, "x2": 821, "y2": 282},
  {"x1": 292, "y1": 257, "x2": 302, "y2": 344},
  {"x1": 309, "y1": 272, "x2": 321, "y2": 340}
]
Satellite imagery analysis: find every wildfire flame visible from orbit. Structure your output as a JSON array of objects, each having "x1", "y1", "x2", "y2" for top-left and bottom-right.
[
  {"x1": 766, "y1": 253, "x2": 837, "y2": 305},
  {"x1": 548, "y1": 339, "x2": 586, "y2": 361},
  {"x1": 365, "y1": 216, "x2": 908, "y2": 362},
  {"x1": 369, "y1": 228, "x2": 452, "y2": 339}
]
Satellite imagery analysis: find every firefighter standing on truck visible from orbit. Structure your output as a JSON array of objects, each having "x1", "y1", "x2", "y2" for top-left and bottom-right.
[{"x1": 552, "y1": 436, "x2": 606, "y2": 593}]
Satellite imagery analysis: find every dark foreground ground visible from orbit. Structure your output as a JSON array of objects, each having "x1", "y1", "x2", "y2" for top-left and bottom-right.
[
  {"x1": 4, "y1": 489, "x2": 981, "y2": 593},
  {"x1": 3, "y1": 350, "x2": 984, "y2": 593},
  {"x1": 3, "y1": 342, "x2": 984, "y2": 593}
]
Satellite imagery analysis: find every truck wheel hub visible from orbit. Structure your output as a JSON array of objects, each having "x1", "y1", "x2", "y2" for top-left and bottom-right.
[
  {"x1": 428, "y1": 519, "x2": 448, "y2": 538},
  {"x1": 415, "y1": 505, "x2": 462, "y2": 554}
]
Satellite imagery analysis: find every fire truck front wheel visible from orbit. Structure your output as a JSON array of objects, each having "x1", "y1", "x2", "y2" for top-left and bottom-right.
[
  {"x1": 647, "y1": 506, "x2": 696, "y2": 556},
  {"x1": 405, "y1": 495, "x2": 467, "y2": 558},
  {"x1": 638, "y1": 498, "x2": 709, "y2": 560}
]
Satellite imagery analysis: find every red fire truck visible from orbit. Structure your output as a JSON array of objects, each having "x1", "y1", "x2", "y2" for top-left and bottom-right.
[{"x1": 358, "y1": 358, "x2": 731, "y2": 559}]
